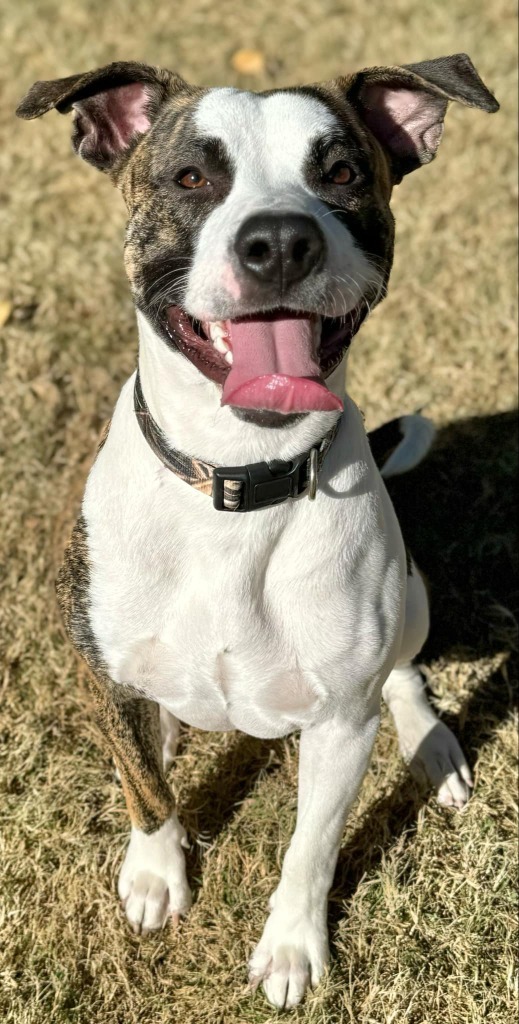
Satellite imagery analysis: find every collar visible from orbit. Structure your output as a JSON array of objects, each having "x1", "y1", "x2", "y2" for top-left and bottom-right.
[{"x1": 133, "y1": 370, "x2": 340, "y2": 512}]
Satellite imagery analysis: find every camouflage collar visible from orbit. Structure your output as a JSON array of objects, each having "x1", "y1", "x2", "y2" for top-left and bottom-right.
[{"x1": 134, "y1": 369, "x2": 340, "y2": 513}]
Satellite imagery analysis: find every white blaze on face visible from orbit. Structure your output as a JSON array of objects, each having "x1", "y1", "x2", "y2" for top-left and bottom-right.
[{"x1": 183, "y1": 89, "x2": 383, "y2": 320}]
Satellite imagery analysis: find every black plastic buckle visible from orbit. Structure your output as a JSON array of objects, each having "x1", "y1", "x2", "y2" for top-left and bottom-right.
[{"x1": 212, "y1": 451, "x2": 311, "y2": 512}]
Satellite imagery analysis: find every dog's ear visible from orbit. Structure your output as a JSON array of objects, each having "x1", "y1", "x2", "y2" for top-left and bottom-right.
[
  {"x1": 16, "y1": 61, "x2": 187, "y2": 172},
  {"x1": 345, "y1": 53, "x2": 499, "y2": 180}
]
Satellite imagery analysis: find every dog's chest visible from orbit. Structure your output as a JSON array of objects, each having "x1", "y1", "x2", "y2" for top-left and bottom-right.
[
  {"x1": 105, "y1": 540, "x2": 333, "y2": 737},
  {"x1": 82, "y1": 395, "x2": 405, "y2": 739},
  {"x1": 88, "y1": 508, "x2": 356, "y2": 737}
]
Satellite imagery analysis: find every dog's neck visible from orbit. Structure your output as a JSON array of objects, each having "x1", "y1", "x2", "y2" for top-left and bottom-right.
[{"x1": 136, "y1": 310, "x2": 347, "y2": 466}]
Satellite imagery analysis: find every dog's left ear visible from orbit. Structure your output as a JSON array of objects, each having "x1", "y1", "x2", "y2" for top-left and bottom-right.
[
  {"x1": 345, "y1": 53, "x2": 499, "y2": 181},
  {"x1": 16, "y1": 61, "x2": 187, "y2": 172}
]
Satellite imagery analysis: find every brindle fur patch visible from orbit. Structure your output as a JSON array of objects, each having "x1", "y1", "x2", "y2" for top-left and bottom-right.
[
  {"x1": 121, "y1": 77, "x2": 397, "y2": 336},
  {"x1": 96, "y1": 418, "x2": 111, "y2": 453},
  {"x1": 56, "y1": 515, "x2": 174, "y2": 832},
  {"x1": 301, "y1": 80, "x2": 395, "y2": 297},
  {"x1": 17, "y1": 64, "x2": 403, "y2": 349}
]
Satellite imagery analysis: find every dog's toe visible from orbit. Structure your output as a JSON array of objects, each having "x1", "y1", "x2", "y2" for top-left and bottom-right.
[
  {"x1": 409, "y1": 720, "x2": 473, "y2": 810},
  {"x1": 120, "y1": 867, "x2": 191, "y2": 934},
  {"x1": 250, "y1": 947, "x2": 323, "y2": 1009},
  {"x1": 118, "y1": 815, "x2": 192, "y2": 934},
  {"x1": 437, "y1": 769, "x2": 472, "y2": 810},
  {"x1": 121, "y1": 870, "x2": 172, "y2": 933},
  {"x1": 249, "y1": 907, "x2": 328, "y2": 1008}
]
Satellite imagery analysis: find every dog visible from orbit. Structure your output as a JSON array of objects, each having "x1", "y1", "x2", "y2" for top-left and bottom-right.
[{"x1": 17, "y1": 54, "x2": 498, "y2": 1008}]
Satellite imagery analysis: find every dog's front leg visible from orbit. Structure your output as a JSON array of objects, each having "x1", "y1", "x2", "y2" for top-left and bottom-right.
[
  {"x1": 86, "y1": 670, "x2": 191, "y2": 934},
  {"x1": 249, "y1": 708, "x2": 379, "y2": 1008}
]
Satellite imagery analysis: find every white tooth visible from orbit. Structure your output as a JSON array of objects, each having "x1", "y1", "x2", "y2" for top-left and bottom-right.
[
  {"x1": 224, "y1": 350, "x2": 233, "y2": 365},
  {"x1": 214, "y1": 337, "x2": 230, "y2": 354},
  {"x1": 208, "y1": 320, "x2": 227, "y2": 343}
]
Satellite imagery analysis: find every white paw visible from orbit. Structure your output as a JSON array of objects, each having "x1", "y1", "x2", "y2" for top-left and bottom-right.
[
  {"x1": 249, "y1": 905, "x2": 329, "y2": 1008},
  {"x1": 404, "y1": 717, "x2": 473, "y2": 810},
  {"x1": 118, "y1": 814, "x2": 192, "y2": 935}
]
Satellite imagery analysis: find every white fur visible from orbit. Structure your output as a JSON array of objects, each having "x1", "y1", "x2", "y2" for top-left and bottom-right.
[
  {"x1": 183, "y1": 90, "x2": 383, "y2": 320},
  {"x1": 82, "y1": 311, "x2": 471, "y2": 1007},
  {"x1": 381, "y1": 413, "x2": 436, "y2": 478},
  {"x1": 85, "y1": 369, "x2": 405, "y2": 738},
  {"x1": 118, "y1": 812, "x2": 191, "y2": 934},
  {"x1": 160, "y1": 707, "x2": 181, "y2": 772},
  {"x1": 382, "y1": 568, "x2": 472, "y2": 809},
  {"x1": 86, "y1": 325, "x2": 404, "y2": 998},
  {"x1": 81, "y1": 74, "x2": 472, "y2": 994}
]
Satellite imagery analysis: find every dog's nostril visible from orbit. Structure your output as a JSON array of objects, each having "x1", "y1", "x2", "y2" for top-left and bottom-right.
[
  {"x1": 248, "y1": 239, "x2": 270, "y2": 260},
  {"x1": 235, "y1": 213, "x2": 325, "y2": 286},
  {"x1": 292, "y1": 238, "x2": 311, "y2": 264}
]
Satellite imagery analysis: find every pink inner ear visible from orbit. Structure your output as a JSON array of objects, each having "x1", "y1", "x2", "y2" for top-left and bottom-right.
[
  {"x1": 73, "y1": 82, "x2": 152, "y2": 165},
  {"x1": 103, "y1": 82, "x2": 152, "y2": 147},
  {"x1": 362, "y1": 84, "x2": 445, "y2": 163}
]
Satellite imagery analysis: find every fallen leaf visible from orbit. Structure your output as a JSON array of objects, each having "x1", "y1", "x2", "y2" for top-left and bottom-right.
[
  {"x1": 0, "y1": 300, "x2": 13, "y2": 328},
  {"x1": 230, "y1": 49, "x2": 266, "y2": 75}
]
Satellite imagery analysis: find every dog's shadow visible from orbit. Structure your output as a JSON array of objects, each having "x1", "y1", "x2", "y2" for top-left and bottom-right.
[{"x1": 180, "y1": 410, "x2": 518, "y2": 893}]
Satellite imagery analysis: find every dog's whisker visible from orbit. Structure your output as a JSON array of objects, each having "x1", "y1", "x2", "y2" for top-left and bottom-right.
[{"x1": 143, "y1": 268, "x2": 194, "y2": 303}]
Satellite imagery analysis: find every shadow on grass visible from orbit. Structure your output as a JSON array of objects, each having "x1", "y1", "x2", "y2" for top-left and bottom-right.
[
  {"x1": 183, "y1": 409, "x2": 518, "y2": 890},
  {"x1": 327, "y1": 408, "x2": 518, "y2": 925},
  {"x1": 180, "y1": 732, "x2": 284, "y2": 855}
]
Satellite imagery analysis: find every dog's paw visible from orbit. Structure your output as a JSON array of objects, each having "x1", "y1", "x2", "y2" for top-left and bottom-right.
[
  {"x1": 118, "y1": 815, "x2": 191, "y2": 935},
  {"x1": 407, "y1": 719, "x2": 473, "y2": 810},
  {"x1": 249, "y1": 905, "x2": 329, "y2": 1008}
]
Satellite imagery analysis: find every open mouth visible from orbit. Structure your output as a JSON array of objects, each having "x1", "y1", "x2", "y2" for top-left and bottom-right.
[{"x1": 163, "y1": 305, "x2": 367, "y2": 415}]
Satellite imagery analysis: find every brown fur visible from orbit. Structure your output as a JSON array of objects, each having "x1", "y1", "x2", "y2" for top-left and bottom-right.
[{"x1": 56, "y1": 515, "x2": 174, "y2": 833}]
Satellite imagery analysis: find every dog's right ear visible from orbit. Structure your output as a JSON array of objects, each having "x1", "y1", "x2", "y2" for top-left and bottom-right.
[{"x1": 16, "y1": 61, "x2": 187, "y2": 173}]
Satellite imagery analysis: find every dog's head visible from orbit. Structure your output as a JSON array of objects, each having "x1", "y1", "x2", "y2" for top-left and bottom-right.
[{"x1": 17, "y1": 56, "x2": 498, "y2": 418}]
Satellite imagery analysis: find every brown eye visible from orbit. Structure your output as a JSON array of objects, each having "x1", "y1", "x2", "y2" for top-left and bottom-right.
[
  {"x1": 326, "y1": 161, "x2": 354, "y2": 185},
  {"x1": 177, "y1": 168, "x2": 209, "y2": 189}
]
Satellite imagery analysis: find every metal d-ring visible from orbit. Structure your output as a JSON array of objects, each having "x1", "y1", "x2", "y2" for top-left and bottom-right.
[{"x1": 308, "y1": 448, "x2": 318, "y2": 500}]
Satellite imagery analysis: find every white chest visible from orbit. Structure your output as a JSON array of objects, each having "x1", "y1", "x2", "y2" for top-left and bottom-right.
[{"x1": 82, "y1": 386, "x2": 406, "y2": 739}]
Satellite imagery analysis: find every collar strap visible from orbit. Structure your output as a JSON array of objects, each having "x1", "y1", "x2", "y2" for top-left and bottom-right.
[{"x1": 134, "y1": 370, "x2": 340, "y2": 512}]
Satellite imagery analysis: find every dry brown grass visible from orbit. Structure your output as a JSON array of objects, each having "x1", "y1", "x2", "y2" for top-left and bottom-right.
[{"x1": 0, "y1": 1, "x2": 517, "y2": 1022}]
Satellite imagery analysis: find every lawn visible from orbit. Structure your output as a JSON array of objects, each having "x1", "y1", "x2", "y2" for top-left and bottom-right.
[{"x1": 0, "y1": 1, "x2": 517, "y2": 1021}]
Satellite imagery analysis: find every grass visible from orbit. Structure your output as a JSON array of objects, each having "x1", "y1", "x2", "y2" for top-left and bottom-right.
[{"x1": 0, "y1": 0, "x2": 517, "y2": 1021}]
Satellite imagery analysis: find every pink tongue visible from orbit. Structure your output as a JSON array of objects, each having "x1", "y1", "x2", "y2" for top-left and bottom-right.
[{"x1": 221, "y1": 315, "x2": 343, "y2": 414}]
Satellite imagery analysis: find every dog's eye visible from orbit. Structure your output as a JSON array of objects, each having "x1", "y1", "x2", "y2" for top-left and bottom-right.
[
  {"x1": 177, "y1": 168, "x2": 210, "y2": 189},
  {"x1": 325, "y1": 161, "x2": 355, "y2": 185}
]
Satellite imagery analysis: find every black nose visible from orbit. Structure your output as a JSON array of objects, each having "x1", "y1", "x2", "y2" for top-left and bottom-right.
[{"x1": 234, "y1": 213, "x2": 325, "y2": 288}]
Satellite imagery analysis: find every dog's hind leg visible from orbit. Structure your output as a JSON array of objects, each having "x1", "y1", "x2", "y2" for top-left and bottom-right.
[
  {"x1": 382, "y1": 563, "x2": 473, "y2": 809},
  {"x1": 159, "y1": 706, "x2": 181, "y2": 773},
  {"x1": 370, "y1": 423, "x2": 472, "y2": 807}
]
